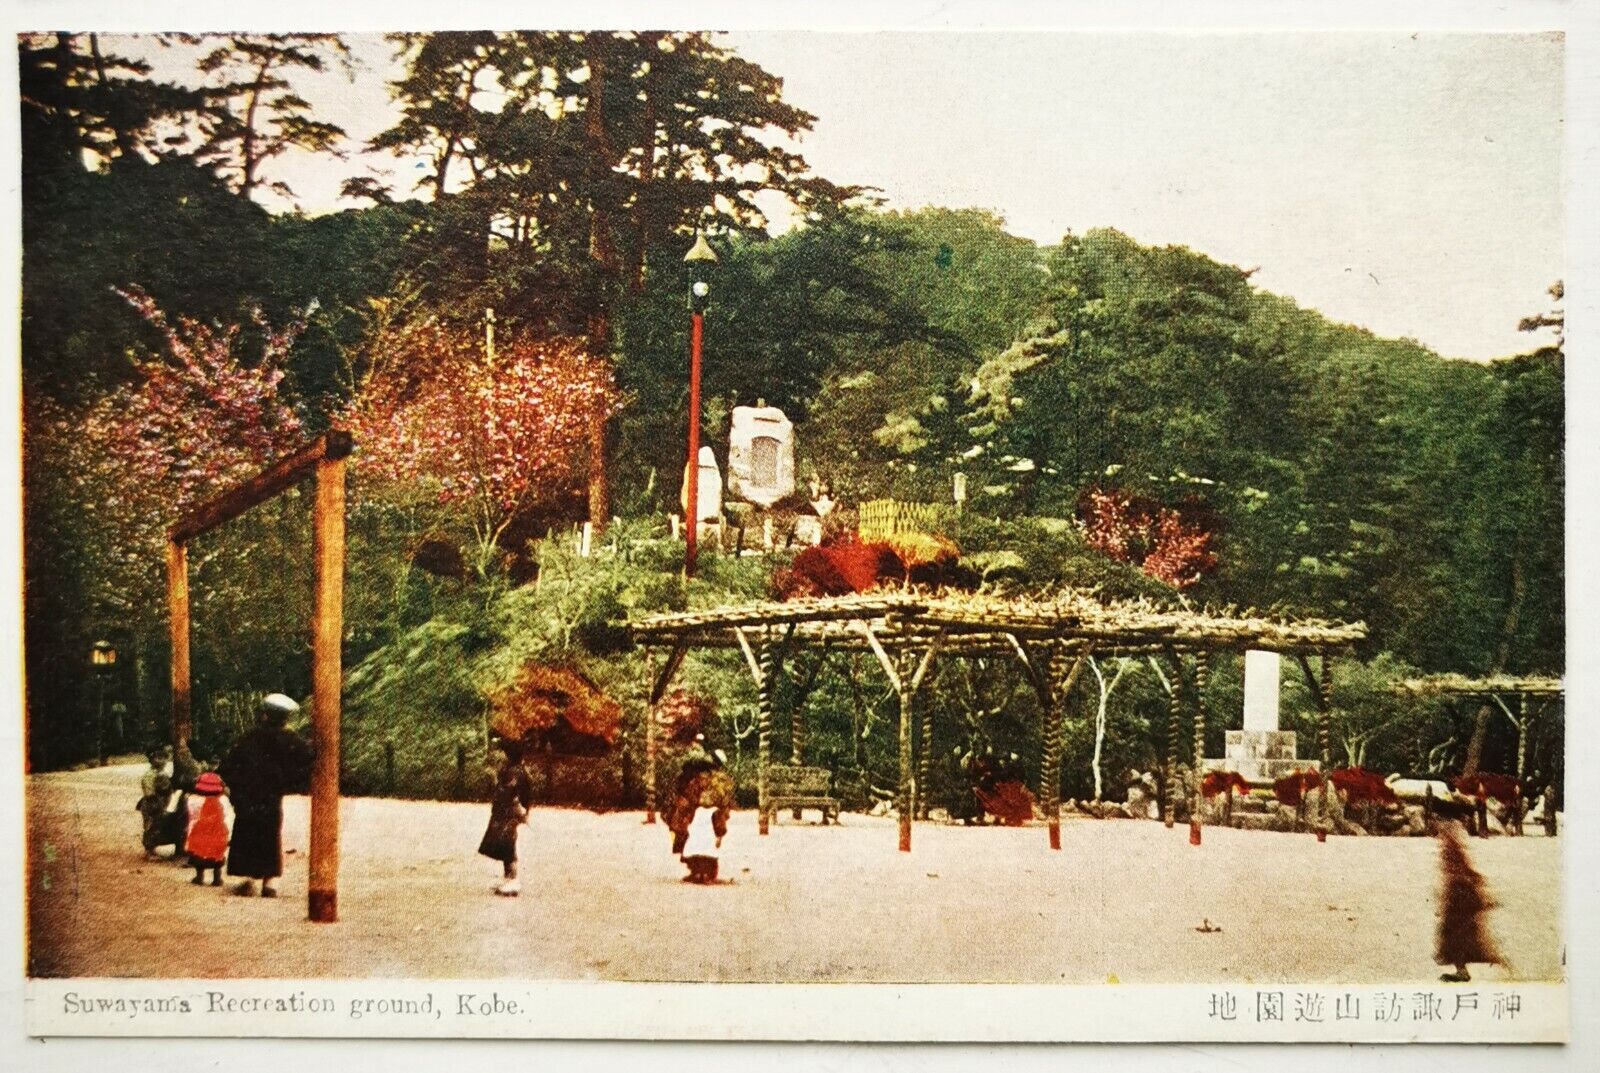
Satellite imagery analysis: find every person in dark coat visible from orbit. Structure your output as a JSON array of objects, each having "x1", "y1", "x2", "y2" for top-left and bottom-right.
[
  {"x1": 1436, "y1": 820, "x2": 1504, "y2": 981},
  {"x1": 478, "y1": 737, "x2": 536, "y2": 896},
  {"x1": 216, "y1": 693, "x2": 313, "y2": 898}
]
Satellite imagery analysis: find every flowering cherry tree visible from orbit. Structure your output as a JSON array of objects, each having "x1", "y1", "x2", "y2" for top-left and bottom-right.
[
  {"x1": 343, "y1": 321, "x2": 620, "y2": 581},
  {"x1": 27, "y1": 286, "x2": 306, "y2": 618},
  {"x1": 1077, "y1": 485, "x2": 1219, "y2": 590}
]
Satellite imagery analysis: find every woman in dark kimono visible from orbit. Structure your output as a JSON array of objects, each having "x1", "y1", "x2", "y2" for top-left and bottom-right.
[
  {"x1": 216, "y1": 694, "x2": 313, "y2": 898},
  {"x1": 479, "y1": 737, "x2": 536, "y2": 896}
]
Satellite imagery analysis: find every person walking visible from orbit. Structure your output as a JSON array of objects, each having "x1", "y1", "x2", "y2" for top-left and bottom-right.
[
  {"x1": 478, "y1": 737, "x2": 536, "y2": 896},
  {"x1": 1436, "y1": 820, "x2": 1504, "y2": 982},
  {"x1": 216, "y1": 694, "x2": 313, "y2": 898}
]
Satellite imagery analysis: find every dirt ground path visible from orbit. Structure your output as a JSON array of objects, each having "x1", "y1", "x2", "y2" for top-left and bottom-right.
[{"x1": 26, "y1": 764, "x2": 1563, "y2": 983}]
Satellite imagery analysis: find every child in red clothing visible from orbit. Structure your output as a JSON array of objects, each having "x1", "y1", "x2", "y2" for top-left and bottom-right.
[{"x1": 185, "y1": 771, "x2": 235, "y2": 887}]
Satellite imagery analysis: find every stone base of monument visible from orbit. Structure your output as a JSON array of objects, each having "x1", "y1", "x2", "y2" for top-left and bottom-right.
[{"x1": 1204, "y1": 730, "x2": 1320, "y2": 784}]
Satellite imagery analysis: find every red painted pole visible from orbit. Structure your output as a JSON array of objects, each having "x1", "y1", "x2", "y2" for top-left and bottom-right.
[{"x1": 685, "y1": 311, "x2": 703, "y2": 577}]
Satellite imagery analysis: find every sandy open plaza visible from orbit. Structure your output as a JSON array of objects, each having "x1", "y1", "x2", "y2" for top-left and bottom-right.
[{"x1": 26, "y1": 763, "x2": 1562, "y2": 984}]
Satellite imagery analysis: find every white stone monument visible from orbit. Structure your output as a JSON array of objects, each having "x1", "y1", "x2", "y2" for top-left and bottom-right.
[
  {"x1": 727, "y1": 400, "x2": 795, "y2": 507},
  {"x1": 680, "y1": 445, "x2": 722, "y2": 522},
  {"x1": 1213, "y1": 649, "x2": 1315, "y2": 782}
]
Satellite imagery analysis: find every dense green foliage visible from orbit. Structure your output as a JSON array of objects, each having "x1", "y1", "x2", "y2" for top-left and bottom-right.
[{"x1": 19, "y1": 32, "x2": 1561, "y2": 802}]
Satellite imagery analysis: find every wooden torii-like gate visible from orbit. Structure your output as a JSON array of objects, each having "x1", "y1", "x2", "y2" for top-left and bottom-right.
[
  {"x1": 631, "y1": 591, "x2": 1364, "y2": 852},
  {"x1": 167, "y1": 431, "x2": 352, "y2": 923}
]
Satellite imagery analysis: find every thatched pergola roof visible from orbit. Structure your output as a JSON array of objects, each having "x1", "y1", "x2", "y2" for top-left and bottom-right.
[
  {"x1": 630, "y1": 588, "x2": 1364, "y2": 854},
  {"x1": 631, "y1": 589, "x2": 1365, "y2": 657},
  {"x1": 1394, "y1": 674, "x2": 1564, "y2": 700}
]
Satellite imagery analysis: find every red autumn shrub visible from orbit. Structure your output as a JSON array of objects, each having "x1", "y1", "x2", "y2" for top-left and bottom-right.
[
  {"x1": 1451, "y1": 773, "x2": 1522, "y2": 804},
  {"x1": 1272, "y1": 769, "x2": 1323, "y2": 807},
  {"x1": 489, "y1": 663, "x2": 621, "y2": 754},
  {"x1": 1330, "y1": 767, "x2": 1400, "y2": 806},
  {"x1": 1202, "y1": 771, "x2": 1253, "y2": 798},
  {"x1": 977, "y1": 781, "x2": 1037, "y2": 826},
  {"x1": 772, "y1": 538, "x2": 905, "y2": 599}
]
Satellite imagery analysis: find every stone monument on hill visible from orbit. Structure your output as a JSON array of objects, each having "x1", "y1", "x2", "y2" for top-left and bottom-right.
[{"x1": 727, "y1": 400, "x2": 795, "y2": 507}]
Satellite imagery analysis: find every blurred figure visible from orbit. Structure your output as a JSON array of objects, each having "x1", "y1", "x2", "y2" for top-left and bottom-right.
[
  {"x1": 136, "y1": 745, "x2": 177, "y2": 858},
  {"x1": 678, "y1": 750, "x2": 734, "y2": 884},
  {"x1": 1436, "y1": 821, "x2": 1504, "y2": 982}
]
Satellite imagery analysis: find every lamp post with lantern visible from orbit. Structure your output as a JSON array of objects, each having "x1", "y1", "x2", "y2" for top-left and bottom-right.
[
  {"x1": 90, "y1": 639, "x2": 117, "y2": 765},
  {"x1": 683, "y1": 231, "x2": 718, "y2": 578}
]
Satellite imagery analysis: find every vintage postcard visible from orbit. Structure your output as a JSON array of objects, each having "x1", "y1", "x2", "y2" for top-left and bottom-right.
[{"x1": 11, "y1": 5, "x2": 1577, "y2": 1047}]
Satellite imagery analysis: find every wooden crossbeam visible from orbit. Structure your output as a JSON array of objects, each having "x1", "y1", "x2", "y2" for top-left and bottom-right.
[{"x1": 170, "y1": 430, "x2": 353, "y2": 544}]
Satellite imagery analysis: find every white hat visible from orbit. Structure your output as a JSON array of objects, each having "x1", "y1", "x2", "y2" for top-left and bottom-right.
[{"x1": 261, "y1": 693, "x2": 301, "y2": 718}]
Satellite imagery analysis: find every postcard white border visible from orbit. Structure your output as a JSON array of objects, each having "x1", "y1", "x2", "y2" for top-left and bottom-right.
[
  {"x1": 21, "y1": 978, "x2": 1569, "y2": 1042},
  {"x1": 4, "y1": 0, "x2": 1599, "y2": 1067}
]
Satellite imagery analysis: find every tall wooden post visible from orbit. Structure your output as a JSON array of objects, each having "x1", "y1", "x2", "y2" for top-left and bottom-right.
[
  {"x1": 1164, "y1": 659, "x2": 1183, "y2": 829},
  {"x1": 166, "y1": 539, "x2": 191, "y2": 754},
  {"x1": 1515, "y1": 695, "x2": 1528, "y2": 779},
  {"x1": 1041, "y1": 646, "x2": 1072, "y2": 850},
  {"x1": 896, "y1": 649, "x2": 916, "y2": 853},
  {"x1": 757, "y1": 642, "x2": 774, "y2": 835},
  {"x1": 917, "y1": 682, "x2": 935, "y2": 820},
  {"x1": 644, "y1": 647, "x2": 658, "y2": 824},
  {"x1": 1317, "y1": 649, "x2": 1333, "y2": 844},
  {"x1": 1190, "y1": 651, "x2": 1210, "y2": 846},
  {"x1": 307, "y1": 451, "x2": 346, "y2": 923},
  {"x1": 791, "y1": 700, "x2": 806, "y2": 765}
]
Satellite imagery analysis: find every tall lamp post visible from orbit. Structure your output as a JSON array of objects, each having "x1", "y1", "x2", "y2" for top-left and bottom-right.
[
  {"x1": 90, "y1": 639, "x2": 117, "y2": 765},
  {"x1": 683, "y1": 231, "x2": 718, "y2": 578}
]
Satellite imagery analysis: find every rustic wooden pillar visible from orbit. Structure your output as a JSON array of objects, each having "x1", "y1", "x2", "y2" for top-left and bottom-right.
[
  {"x1": 1316, "y1": 649, "x2": 1333, "y2": 844},
  {"x1": 1515, "y1": 695, "x2": 1528, "y2": 780},
  {"x1": 791, "y1": 695, "x2": 806, "y2": 765},
  {"x1": 1190, "y1": 651, "x2": 1210, "y2": 846},
  {"x1": 1041, "y1": 645, "x2": 1070, "y2": 850},
  {"x1": 757, "y1": 642, "x2": 775, "y2": 836},
  {"x1": 896, "y1": 649, "x2": 917, "y2": 852},
  {"x1": 1164, "y1": 658, "x2": 1183, "y2": 829},
  {"x1": 166, "y1": 539, "x2": 191, "y2": 754},
  {"x1": 917, "y1": 678, "x2": 935, "y2": 820},
  {"x1": 644, "y1": 647, "x2": 658, "y2": 824},
  {"x1": 307, "y1": 451, "x2": 346, "y2": 923}
]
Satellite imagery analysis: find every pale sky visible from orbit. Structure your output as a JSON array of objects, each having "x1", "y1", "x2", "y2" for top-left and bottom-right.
[{"x1": 119, "y1": 30, "x2": 1564, "y2": 361}]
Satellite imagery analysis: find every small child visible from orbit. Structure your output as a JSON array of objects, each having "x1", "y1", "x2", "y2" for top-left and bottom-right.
[
  {"x1": 679, "y1": 751, "x2": 734, "y2": 884},
  {"x1": 184, "y1": 771, "x2": 234, "y2": 887},
  {"x1": 478, "y1": 738, "x2": 535, "y2": 896},
  {"x1": 136, "y1": 746, "x2": 176, "y2": 858}
]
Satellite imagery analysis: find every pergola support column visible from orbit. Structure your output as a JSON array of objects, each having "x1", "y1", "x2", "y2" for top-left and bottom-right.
[
  {"x1": 1190, "y1": 651, "x2": 1210, "y2": 846},
  {"x1": 862, "y1": 626, "x2": 939, "y2": 852},
  {"x1": 1317, "y1": 649, "x2": 1334, "y2": 843},
  {"x1": 1164, "y1": 653, "x2": 1184, "y2": 829},
  {"x1": 644, "y1": 648, "x2": 657, "y2": 823},
  {"x1": 1042, "y1": 646, "x2": 1083, "y2": 850},
  {"x1": 641, "y1": 643, "x2": 687, "y2": 824}
]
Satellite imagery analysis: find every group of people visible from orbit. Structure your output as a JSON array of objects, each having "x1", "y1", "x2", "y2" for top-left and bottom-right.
[
  {"x1": 135, "y1": 693, "x2": 313, "y2": 898},
  {"x1": 476, "y1": 733, "x2": 735, "y2": 893}
]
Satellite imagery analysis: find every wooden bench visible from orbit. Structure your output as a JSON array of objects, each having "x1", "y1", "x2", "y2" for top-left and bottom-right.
[{"x1": 763, "y1": 765, "x2": 840, "y2": 826}]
